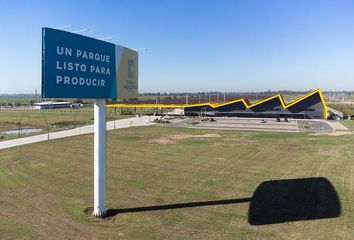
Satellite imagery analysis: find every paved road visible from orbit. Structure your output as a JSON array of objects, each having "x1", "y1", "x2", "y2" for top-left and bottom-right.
[
  {"x1": 166, "y1": 117, "x2": 298, "y2": 132},
  {"x1": 306, "y1": 121, "x2": 333, "y2": 132},
  {"x1": 0, "y1": 116, "x2": 158, "y2": 150},
  {"x1": 166, "y1": 117, "x2": 337, "y2": 133},
  {"x1": 326, "y1": 121, "x2": 348, "y2": 131}
]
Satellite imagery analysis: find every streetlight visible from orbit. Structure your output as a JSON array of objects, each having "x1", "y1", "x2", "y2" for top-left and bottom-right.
[
  {"x1": 132, "y1": 48, "x2": 147, "y2": 51},
  {"x1": 71, "y1": 29, "x2": 88, "y2": 33},
  {"x1": 97, "y1": 37, "x2": 113, "y2": 41},
  {"x1": 55, "y1": 25, "x2": 72, "y2": 30}
]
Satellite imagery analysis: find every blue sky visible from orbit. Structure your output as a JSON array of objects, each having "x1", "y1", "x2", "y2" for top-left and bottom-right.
[{"x1": 1, "y1": 0, "x2": 354, "y2": 93}]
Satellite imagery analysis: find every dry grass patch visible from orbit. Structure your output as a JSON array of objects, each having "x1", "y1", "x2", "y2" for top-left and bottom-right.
[
  {"x1": 310, "y1": 131, "x2": 353, "y2": 136},
  {"x1": 146, "y1": 133, "x2": 221, "y2": 145}
]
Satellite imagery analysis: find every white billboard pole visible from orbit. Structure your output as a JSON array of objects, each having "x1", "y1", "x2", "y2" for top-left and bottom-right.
[{"x1": 93, "y1": 99, "x2": 106, "y2": 217}]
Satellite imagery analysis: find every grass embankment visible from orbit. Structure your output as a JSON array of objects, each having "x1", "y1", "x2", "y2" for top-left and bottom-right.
[
  {"x1": 0, "y1": 125, "x2": 354, "y2": 239},
  {"x1": 328, "y1": 103, "x2": 354, "y2": 116}
]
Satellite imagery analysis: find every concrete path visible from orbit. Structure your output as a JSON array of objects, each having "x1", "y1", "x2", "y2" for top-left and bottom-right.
[
  {"x1": 327, "y1": 121, "x2": 348, "y2": 131},
  {"x1": 0, "y1": 116, "x2": 158, "y2": 150}
]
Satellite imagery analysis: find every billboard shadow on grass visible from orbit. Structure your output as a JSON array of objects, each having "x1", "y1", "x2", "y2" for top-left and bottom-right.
[
  {"x1": 105, "y1": 177, "x2": 341, "y2": 225},
  {"x1": 248, "y1": 177, "x2": 341, "y2": 225}
]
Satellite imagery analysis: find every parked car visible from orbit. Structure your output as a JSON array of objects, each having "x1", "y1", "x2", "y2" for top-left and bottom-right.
[{"x1": 330, "y1": 114, "x2": 342, "y2": 120}]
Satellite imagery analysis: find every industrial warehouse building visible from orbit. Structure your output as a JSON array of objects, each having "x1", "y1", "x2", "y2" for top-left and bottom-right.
[
  {"x1": 184, "y1": 89, "x2": 327, "y2": 119},
  {"x1": 108, "y1": 89, "x2": 328, "y2": 120}
]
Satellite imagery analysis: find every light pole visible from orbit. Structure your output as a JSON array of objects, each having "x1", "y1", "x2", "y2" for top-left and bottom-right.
[
  {"x1": 97, "y1": 37, "x2": 113, "y2": 41},
  {"x1": 132, "y1": 48, "x2": 147, "y2": 51},
  {"x1": 71, "y1": 29, "x2": 89, "y2": 33},
  {"x1": 55, "y1": 25, "x2": 72, "y2": 30}
]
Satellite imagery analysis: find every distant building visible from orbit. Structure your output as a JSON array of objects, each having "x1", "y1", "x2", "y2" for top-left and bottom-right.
[
  {"x1": 107, "y1": 89, "x2": 328, "y2": 120},
  {"x1": 184, "y1": 89, "x2": 328, "y2": 119},
  {"x1": 33, "y1": 101, "x2": 72, "y2": 109}
]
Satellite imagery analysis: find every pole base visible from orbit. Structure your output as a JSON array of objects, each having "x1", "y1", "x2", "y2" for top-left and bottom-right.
[{"x1": 92, "y1": 209, "x2": 107, "y2": 218}]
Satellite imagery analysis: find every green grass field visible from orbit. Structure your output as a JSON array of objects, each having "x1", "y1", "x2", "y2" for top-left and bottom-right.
[
  {"x1": 0, "y1": 108, "x2": 130, "y2": 140},
  {"x1": 0, "y1": 124, "x2": 354, "y2": 239}
]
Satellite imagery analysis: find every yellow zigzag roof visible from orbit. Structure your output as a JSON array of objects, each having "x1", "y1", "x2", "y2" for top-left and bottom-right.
[{"x1": 107, "y1": 89, "x2": 328, "y2": 119}]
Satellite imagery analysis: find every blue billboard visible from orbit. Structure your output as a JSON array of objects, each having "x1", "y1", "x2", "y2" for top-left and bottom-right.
[{"x1": 42, "y1": 27, "x2": 119, "y2": 99}]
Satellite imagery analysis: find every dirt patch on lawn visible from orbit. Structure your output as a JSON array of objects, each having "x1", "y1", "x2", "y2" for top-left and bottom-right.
[
  {"x1": 193, "y1": 134, "x2": 221, "y2": 138},
  {"x1": 148, "y1": 138, "x2": 176, "y2": 145},
  {"x1": 222, "y1": 137, "x2": 257, "y2": 143},
  {"x1": 278, "y1": 143, "x2": 303, "y2": 150},
  {"x1": 147, "y1": 133, "x2": 221, "y2": 145},
  {"x1": 310, "y1": 131, "x2": 354, "y2": 136}
]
